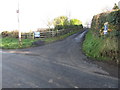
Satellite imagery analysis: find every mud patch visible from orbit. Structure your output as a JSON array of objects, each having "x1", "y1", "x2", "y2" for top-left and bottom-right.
[
  {"x1": 93, "y1": 71, "x2": 109, "y2": 76},
  {"x1": 24, "y1": 53, "x2": 40, "y2": 56},
  {"x1": 32, "y1": 40, "x2": 45, "y2": 46}
]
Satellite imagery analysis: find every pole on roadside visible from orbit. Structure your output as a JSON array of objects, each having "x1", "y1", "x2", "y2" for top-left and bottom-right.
[{"x1": 17, "y1": 0, "x2": 22, "y2": 46}]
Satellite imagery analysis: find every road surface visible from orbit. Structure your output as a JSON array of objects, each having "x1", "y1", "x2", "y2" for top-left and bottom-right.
[{"x1": 2, "y1": 30, "x2": 119, "y2": 88}]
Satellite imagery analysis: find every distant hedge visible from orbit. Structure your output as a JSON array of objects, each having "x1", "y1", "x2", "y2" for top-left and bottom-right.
[
  {"x1": 54, "y1": 24, "x2": 83, "y2": 30},
  {"x1": 1, "y1": 30, "x2": 19, "y2": 38}
]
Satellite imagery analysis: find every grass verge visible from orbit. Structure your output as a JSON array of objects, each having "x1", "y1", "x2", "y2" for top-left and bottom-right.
[
  {"x1": 0, "y1": 37, "x2": 39, "y2": 49},
  {"x1": 82, "y1": 29, "x2": 119, "y2": 62},
  {"x1": 0, "y1": 30, "x2": 80, "y2": 49}
]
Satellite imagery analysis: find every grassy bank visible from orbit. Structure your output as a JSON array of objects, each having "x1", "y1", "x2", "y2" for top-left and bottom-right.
[
  {"x1": 0, "y1": 29, "x2": 80, "y2": 49},
  {"x1": 83, "y1": 10, "x2": 120, "y2": 64},
  {"x1": 82, "y1": 30, "x2": 119, "y2": 63}
]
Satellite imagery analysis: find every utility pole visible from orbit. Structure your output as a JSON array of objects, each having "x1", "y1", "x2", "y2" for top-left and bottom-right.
[
  {"x1": 118, "y1": 1, "x2": 120, "y2": 9},
  {"x1": 17, "y1": 0, "x2": 22, "y2": 46}
]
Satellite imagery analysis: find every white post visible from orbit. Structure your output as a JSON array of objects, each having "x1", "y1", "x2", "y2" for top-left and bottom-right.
[
  {"x1": 118, "y1": 1, "x2": 120, "y2": 9},
  {"x1": 17, "y1": 0, "x2": 22, "y2": 45}
]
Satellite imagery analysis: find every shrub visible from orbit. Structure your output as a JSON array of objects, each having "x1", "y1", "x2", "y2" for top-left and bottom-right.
[
  {"x1": 1, "y1": 31, "x2": 10, "y2": 37},
  {"x1": 10, "y1": 30, "x2": 19, "y2": 38},
  {"x1": 91, "y1": 9, "x2": 120, "y2": 31}
]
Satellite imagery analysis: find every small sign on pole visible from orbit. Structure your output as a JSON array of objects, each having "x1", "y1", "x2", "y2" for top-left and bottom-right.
[{"x1": 103, "y1": 22, "x2": 108, "y2": 35}]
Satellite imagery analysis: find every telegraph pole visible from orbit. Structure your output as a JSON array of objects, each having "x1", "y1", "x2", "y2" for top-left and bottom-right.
[{"x1": 17, "y1": 0, "x2": 22, "y2": 46}]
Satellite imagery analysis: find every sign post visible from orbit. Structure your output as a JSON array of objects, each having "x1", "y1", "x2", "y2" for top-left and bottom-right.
[{"x1": 103, "y1": 22, "x2": 108, "y2": 35}]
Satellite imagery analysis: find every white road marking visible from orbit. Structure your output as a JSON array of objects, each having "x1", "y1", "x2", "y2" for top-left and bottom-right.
[
  {"x1": 74, "y1": 86, "x2": 79, "y2": 88},
  {"x1": 48, "y1": 79, "x2": 53, "y2": 83}
]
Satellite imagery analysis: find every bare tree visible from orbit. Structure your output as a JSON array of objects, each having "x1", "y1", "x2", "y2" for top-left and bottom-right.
[
  {"x1": 43, "y1": 18, "x2": 53, "y2": 31},
  {"x1": 47, "y1": 20, "x2": 52, "y2": 31}
]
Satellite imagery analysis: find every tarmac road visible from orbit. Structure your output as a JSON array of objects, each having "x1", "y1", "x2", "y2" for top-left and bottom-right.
[{"x1": 2, "y1": 30, "x2": 119, "y2": 88}]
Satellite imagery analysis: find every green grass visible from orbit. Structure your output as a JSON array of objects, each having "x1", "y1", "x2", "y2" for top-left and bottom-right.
[
  {"x1": 82, "y1": 30, "x2": 118, "y2": 61},
  {"x1": 0, "y1": 37, "x2": 39, "y2": 49},
  {"x1": 0, "y1": 30, "x2": 80, "y2": 49}
]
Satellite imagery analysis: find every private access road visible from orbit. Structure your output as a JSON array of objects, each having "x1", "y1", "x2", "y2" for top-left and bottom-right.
[{"x1": 1, "y1": 30, "x2": 119, "y2": 88}]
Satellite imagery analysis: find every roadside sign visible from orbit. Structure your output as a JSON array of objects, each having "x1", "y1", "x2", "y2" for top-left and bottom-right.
[
  {"x1": 103, "y1": 22, "x2": 108, "y2": 35},
  {"x1": 34, "y1": 32, "x2": 40, "y2": 38}
]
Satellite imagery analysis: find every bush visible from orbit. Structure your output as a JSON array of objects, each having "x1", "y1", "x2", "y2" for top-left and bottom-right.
[
  {"x1": 10, "y1": 30, "x2": 19, "y2": 38},
  {"x1": 91, "y1": 9, "x2": 120, "y2": 32},
  {"x1": 1, "y1": 30, "x2": 19, "y2": 38},
  {"x1": 54, "y1": 25, "x2": 64, "y2": 30},
  {"x1": 1, "y1": 31, "x2": 10, "y2": 37}
]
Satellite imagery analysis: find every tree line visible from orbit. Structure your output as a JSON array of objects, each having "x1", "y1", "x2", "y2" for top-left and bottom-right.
[{"x1": 48, "y1": 16, "x2": 83, "y2": 30}]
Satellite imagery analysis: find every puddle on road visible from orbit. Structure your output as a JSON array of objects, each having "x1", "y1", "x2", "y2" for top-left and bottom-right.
[{"x1": 74, "y1": 31, "x2": 88, "y2": 42}]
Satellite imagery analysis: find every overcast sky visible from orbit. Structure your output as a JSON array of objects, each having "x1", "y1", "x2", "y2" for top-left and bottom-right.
[{"x1": 0, "y1": 0, "x2": 119, "y2": 32}]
